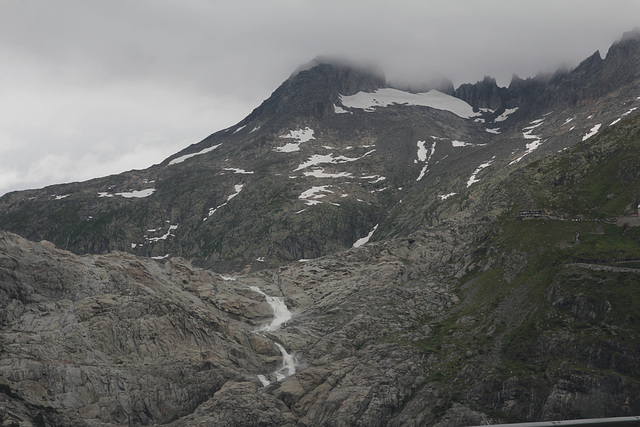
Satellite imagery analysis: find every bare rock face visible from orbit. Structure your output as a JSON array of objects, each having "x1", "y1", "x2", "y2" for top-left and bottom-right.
[
  {"x1": 454, "y1": 76, "x2": 506, "y2": 111},
  {"x1": 2, "y1": 33, "x2": 640, "y2": 426},
  {"x1": 0, "y1": 231, "x2": 284, "y2": 425},
  {"x1": 0, "y1": 229, "x2": 463, "y2": 426}
]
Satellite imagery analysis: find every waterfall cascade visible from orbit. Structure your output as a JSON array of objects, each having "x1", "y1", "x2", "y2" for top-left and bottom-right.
[{"x1": 250, "y1": 286, "x2": 298, "y2": 387}]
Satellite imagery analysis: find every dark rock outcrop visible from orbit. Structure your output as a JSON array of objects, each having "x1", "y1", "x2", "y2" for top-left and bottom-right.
[{"x1": 454, "y1": 75, "x2": 507, "y2": 111}]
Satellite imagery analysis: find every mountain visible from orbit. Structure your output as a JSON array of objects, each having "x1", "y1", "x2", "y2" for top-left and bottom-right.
[
  {"x1": 1, "y1": 33, "x2": 639, "y2": 272},
  {"x1": 1, "y1": 31, "x2": 640, "y2": 426}
]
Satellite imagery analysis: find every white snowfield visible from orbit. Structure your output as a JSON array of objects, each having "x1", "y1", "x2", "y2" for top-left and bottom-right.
[
  {"x1": 582, "y1": 124, "x2": 602, "y2": 141},
  {"x1": 609, "y1": 108, "x2": 637, "y2": 127},
  {"x1": 451, "y1": 140, "x2": 473, "y2": 147},
  {"x1": 146, "y1": 223, "x2": 178, "y2": 243},
  {"x1": 467, "y1": 158, "x2": 495, "y2": 187},
  {"x1": 494, "y1": 107, "x2": 519, "y2": 122},
  {"x1": 204, "y1": 184, "x2": 244, "y2": 220},
  {"x1": 274, "y1": 127, "x2": 316, "y2": 152},
  {"x1": 294, "y1": 150, "x2": 375, "y2": 172},
  {"x1": 168, "y1": 144, "x2": 221, "y2": 165},
  {"x1": 416, "y1": 139, "x2": 436, "y2": 181},
  {"x1": 299, "y1": 185, "x2": 333, "y2": 206},
  {"x1": 416, "y1": 140, "x2": 429, "y2": 162},
  {"x1": 281, "y1": 127, "x2": 315, "y2": 142},
  {"x1": 99, "y1": 188, "x2": 156, "y2": 199},
  {"x1": 339, "y1": 88, "x2": 478, "y2": 119},
  {"x1": 362, "y1": 175, "x2": 386, "y2": 183},
  {"x1": 302, "y1": 169, "x2": 352, "y2": 179},
  {"x1": 333, "y1": 104, "x2": 351, "y2": 114},
  {"x1": 439, "y1": 192, "x2": 457, "y2": 200},
  {"x1": 510, "y1": 119, "x2": 545, "y2": 164},
  {"x1": 117, "y1": 189, "x2": 156, "y2": 198},
  {"x1": 352, "y1": 224, "x2": 378, "y2": 248},
  {"x1": 223, "y1": 167, "x2": 254, "y2": 174},
  {"x1": 274, "y1": 142, "x2": 302, "y2": 153}
]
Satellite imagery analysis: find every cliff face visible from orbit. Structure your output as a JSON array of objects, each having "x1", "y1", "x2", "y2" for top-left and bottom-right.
[
  {"x1": 454, "y1": 76, "x2": 507, "y2": 111},
  {"x1": 454, "y1": 30, "x2": 640, "y2": 114},
  {"x1": 0, "y1": 231, "x2": 284, "y2": 425},
  {"x1": 0, "y1": 226, "x2": 467, "y2": 426}
]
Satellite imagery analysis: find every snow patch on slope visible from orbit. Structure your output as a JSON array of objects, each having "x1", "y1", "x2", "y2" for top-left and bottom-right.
[
  {"x1": 582, "y1": 124, "x2": 601, "y2": 141},
  {"x1": 340, "y1": 89, "x2": 477, "y2": 119},
  {"x1": 294, "y1": 150, "x2": 374, "y2": 172},
  {"x1": 146, "y1": 223, "x2": 179, "y2": 243},
  {"x1": 282, "y1": 127, "x2": 315, "y2": 142},
  {"x1": 223, "y1": 168, "x2": 254, "y2": 174},
  {"x1": 302, "y1": 169, "x2": 352, "y2": 179},
  {"x1": 439, "y1": 193, "x2": 457, "y2": 200},
  {"x1": 169, "y1": 144, "x2": 222, "y2": 165},
  {"x1": 609, "y1": 108, "x2": 637, "y2": 127},
  {"x1": 299, "y1": 186, "x2": 333, "y2": 206},
  {"x1": 467, "y1": 158, "x2": 495, "y2": 187},
  {"x1": 204, "y1": 184, "x2": 245, "y2": 220},
  {"x1": 352, "y1": 224, "x2": 379, "y2": 248},
  {"x1": 99, "y1": 188, "x2": 156, "y2": 199},
  {"x1": 334, "y1": 104, "x2": 351, "y2": 114},
  {"x1": 510, "y1": 119, "x2": 545, "y2": 164},
  {"x1": 451, "y1": 140, "x2": 473, "y2": 147},
  {"x1": 416, "y1": 139, "x2": 436, "y2": 181},
  {"x1": 495, "y1": 107, "x2": 519, "y2": 122},
  {"x1": 274, "y1": 127, "x2": 316, "y2": 153},
  {"x1": 416, "y1": 140, "x2": 429, "y2": 162}
]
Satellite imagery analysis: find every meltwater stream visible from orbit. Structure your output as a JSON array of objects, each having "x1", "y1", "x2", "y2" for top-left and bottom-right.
[{"x1": 249, "y1": 286, "x2": 298, "y2": 387}]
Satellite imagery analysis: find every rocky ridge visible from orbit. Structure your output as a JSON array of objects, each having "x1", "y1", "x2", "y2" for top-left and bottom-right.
[
  {"x1": 0, "y1": 31, "x2": 639, "y2": 273},
  {"x1": 0, "y1": 223, "x2": 473, "y2": 425}
]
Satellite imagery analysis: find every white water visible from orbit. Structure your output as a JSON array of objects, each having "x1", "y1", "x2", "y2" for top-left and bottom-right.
[
  {"x1": 249, "y1": 286, "x2": 298, "y2": 386},
  {"x1": 257, "y1": 374, "x2": 270, "y2": 387},
  {"x1": 249, "y1": 286, "x2": 292, "y2": 331},
  {"x1": 274, "y1": 343, "x2": 297, "y2": 380}
]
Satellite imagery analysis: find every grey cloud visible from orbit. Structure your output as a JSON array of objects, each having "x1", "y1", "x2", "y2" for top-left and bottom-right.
[{"x1": 1, "y1": 0, "x2": 639, "y2": 195}]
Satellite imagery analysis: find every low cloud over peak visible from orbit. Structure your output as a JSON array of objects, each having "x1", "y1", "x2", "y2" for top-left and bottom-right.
[{"x1": 1, "y1": 0, "x2": 639, "y2": 195}]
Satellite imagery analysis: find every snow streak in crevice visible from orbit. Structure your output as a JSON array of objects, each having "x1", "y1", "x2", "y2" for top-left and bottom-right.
[
  {"x1": 467, "y1": 157, "x2": 495, "y2": 187},
  {"x1": 416, "y1": 139, "x2": 436, "y2": 181}
]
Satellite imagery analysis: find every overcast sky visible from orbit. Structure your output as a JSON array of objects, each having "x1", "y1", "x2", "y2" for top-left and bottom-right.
[{"x1": 1, "y1": 0, "x2": 639, "y2": 196}]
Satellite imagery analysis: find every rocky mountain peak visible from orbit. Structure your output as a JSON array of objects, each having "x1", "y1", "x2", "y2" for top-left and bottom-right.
[
  {"x1": 242, "y1": 58, "x2": 386, "y2": 123},
  {"x1": 619, "y1": 27, "x2": 640, "y2": 43},
  {"x1": 389, "y1": 76, "x2": 455, "y2": 96},
  {"x1": 549, "y1": 35, "x2": 640, "y2": 107},
  {"x1": 578, "y1": 50, "x2": 604, "y2": 73},
  {"x1": 602, "y1": 29, "x2": 640, "y2": 80},
  {"x1": 290, "y1": 56, "x2": 387, "y2": 95},
  {"x1": 454, "y1": 75, "x2": 506, "y2": 111}
]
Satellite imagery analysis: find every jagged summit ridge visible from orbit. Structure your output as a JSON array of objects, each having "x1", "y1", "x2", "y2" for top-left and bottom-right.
[{"x1": 289, "y1": 55, "x2": 387, "y2": 94}]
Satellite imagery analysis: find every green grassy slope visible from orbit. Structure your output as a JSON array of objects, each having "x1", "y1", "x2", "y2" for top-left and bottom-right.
[{"x1": 411, "y1": 114, "x2": 640, "y2": 423}]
